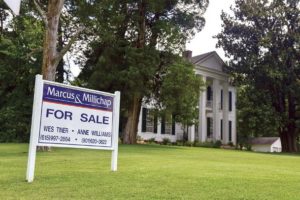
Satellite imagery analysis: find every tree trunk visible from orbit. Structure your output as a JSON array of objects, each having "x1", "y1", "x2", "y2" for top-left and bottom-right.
[
  {"x1": 42, "y1": 0, "x2": 64, "y2": 81},
  {"x1": 280, "y1": 130, "x2": 298, "y2": 152},
  {"x1": 37, "y1": 0, "x2": 64, "y2": 151},
  {"x1": 280, "y1": 93, "x2": 298, "y2": 152},
  {"x1": 123, "y1": 95, "x2": 142, "y2": 144},
  {"x1": 122, "y1": 0, "x2": 145, "y2": 144}
]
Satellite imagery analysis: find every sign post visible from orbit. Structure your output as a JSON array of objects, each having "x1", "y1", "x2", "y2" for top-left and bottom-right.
[{"x1": 26, "y1": 74, "x2": 120, "y2": 182}]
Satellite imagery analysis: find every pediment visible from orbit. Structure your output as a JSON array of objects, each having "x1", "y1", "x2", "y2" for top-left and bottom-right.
[{"x1": 192, "y1": 51, "x2": 226, "y2": 73}]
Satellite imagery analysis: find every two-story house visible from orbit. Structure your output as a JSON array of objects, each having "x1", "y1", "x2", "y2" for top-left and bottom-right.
[{"x1": 137, "y1": 51, "x2": 236, "y2": 145}]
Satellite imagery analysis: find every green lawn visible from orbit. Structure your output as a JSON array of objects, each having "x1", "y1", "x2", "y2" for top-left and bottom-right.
[{"x1": 1, "y1": 144, "x2": 300, "y2": 200}]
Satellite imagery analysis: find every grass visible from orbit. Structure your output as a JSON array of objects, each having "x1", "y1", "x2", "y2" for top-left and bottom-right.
[{"x1": 1, "y1": 144, "x2": 300, "y2": 200}]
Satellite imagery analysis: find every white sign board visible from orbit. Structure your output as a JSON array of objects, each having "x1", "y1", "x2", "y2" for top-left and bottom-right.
[{"x1": 26, "y1": 75, "x2": 120, "y2": 182}]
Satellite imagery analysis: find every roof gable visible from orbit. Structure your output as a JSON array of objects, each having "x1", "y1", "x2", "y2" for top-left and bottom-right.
[
  {"x1": 250, "y1": 137, "x2": 280, "y2": 145},
  {"x1": 191, "y1": 51, "x2": 226, "y2": 73}
]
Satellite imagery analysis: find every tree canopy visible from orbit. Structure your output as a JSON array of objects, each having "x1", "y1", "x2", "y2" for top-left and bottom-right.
[
  {"x1": 216, "y1": 0, "x2": 300, "y2": 152},
  {"x1": 75, "y1": 0, "x2": 208, "y2": 143},
  {"x1": 0, "y1": 0, "x2": 208, "y2": 144}
]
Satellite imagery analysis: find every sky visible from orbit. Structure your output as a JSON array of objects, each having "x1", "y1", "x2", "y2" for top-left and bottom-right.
[{"x1": 185, "y1": 0, "x2": 236, "y2": 60}]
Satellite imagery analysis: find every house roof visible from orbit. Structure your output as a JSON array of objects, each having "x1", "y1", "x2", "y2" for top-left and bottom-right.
[
  {"x1": 191, "y1": 51, "x2": 215, "y2": 64},
  {"x1": 190, "y1": 51, "x2": 227, "y2": 73},
  {"x1": 249, "y1": 137, "x2": 280, "y2": 145}
]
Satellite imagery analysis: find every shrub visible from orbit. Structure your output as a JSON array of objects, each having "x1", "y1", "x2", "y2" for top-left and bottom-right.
[
  {"x1": 175, "y1": 140, "x2": 184, "y2": 146},
  {"x1": 148, "y1": 138, "x2": 156, "y2": 144},
  {"x1": 162, "y1": 138, "x2": 171, "y2": 145},
  {"x1": 184, "y1": 141, "x2": 194, "y2": 147},
  {"x1": 136, "y1": 135, "x2": 143, "y2": 142},
  {"x1": 245, "y1": 144, "x2": 252, "y2": 151},
  {"x1": 227, "y1": 142, "x2": 234, "y2": 147},
  {"x1": 213, "y1": 140, "x2": 222, "y2": 148},
  {"x1": 194, "y1": 141, "x2": 214, "y2": 148}
]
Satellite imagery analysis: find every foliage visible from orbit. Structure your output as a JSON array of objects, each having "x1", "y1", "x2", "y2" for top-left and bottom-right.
[
  {"x1": 161, "y1": 137, "x2": 171, "y2": 145},
  {"x1": 227, "y1": 141, "x2": 234, "y2": 147},
  {"x1": 236, "y1": 85, "x2": 280, "y2": 147},
  {"x1": 0, "y1": 6, "x2": 43, "y2": 142},
  {"x1": 216, "y1": 0, "x2": 300, "y2": 152},
  {"x1": 157, "y1": 59, "x2": 203, "y2": 126},
  {"x1": 74, "y1": 0, "x2": 208, "y2": 143},
  {"x1": 148, "y1": 138, "x2": 156, "y2": 144},
  {"x1": 193, "y1": 140, "x2": 222, "y2": 148},
  {"x1": 213, "y1": 140, "x2": 222, "y2": 148}
]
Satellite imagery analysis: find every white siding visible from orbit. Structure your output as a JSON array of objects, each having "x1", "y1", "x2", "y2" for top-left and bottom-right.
[
  {"x1": 252, "y1": 145, "x2": 271, "y2": 152},
  {"x1": 270, "y1": 139, "x2": 282, "y2": 152}
]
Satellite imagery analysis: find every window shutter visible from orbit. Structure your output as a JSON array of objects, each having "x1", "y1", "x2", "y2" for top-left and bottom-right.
[
  {"x1": 161, "y1": 116, "x2": 165, "y2": 134},
  {"x1": 207, "y1": 117, "x2": 210, "y2": 137},
  {"x1": 229, "y1": 91, "x2": 232, "y2": 111},
  {"x1": 172, "y1": 114, "x2": 176, "y2": 135},
  {"x1": 142, "y1": 108, "x2": 147, "y2": 132},
  {"x1": 207, "y1": 86, "x2": 212, "y2": 101},
  {"x1": 229, "y1": 121, "x2": 232, "y2": 142},
  {"x1": 221, "y1": 89, "x2": 223, "y2": 110},
  {"x1": 220, "y1": 119, "x2": 223, "y2": 140},
  {"x1": 154, "y1": 114, "x2": 158, "y2": 133}
]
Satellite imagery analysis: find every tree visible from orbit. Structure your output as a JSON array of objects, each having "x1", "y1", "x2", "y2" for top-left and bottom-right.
[
  {"x1": 33, "y1": 0, "x2": 82, "y2": 81},
  {"x1": 32, "y1": 0, "x2": 83, "y2": 150},
  {"x1": 157, "y1": 58, "x2": 203, "y2": 141},
  {"x1": 236, "y1": 85, "x2": 280, "y2": 149},
  {"x1": 216, "y1": 0, "x2": 300, "y2": 152},
  {"x1": 158, "y1": 58, "x2": 203, "y2": 127},
  {"x1": 75, "y1": 0, "x2": 208, "y2": 144},
  {"x1": 0, "y1": 2, "x2": 43, "y2": 142}
]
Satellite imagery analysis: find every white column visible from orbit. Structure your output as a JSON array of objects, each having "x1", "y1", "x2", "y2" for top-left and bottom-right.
[
  {"x1": 199, "y1": 76, "x2": 207, "y2": 142},
  {"x1": 188, "y1": 125, "x2": 195, "y2": 142},
  {"x1": 232, "y1": 87, "x2": 237, "y2": 145},
  {"x1": 212, "y1": 79, "x2": 220, "y2": 141},
  {"x1": 157, "y1": 118, "x2": 161, "y2": 141},
  {"x1": 222, "y1": 82, "x2": 229, "y2": 144},
  {"x1": 137, "y1": 109, "x2": 142, "y2": 134}
]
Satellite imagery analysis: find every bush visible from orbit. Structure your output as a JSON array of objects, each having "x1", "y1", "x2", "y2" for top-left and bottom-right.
[
  {"x1": 245, "y1": 144, "x2": 252, "y2": 151},
  {"x1": 162, "y1": 138, "x2": 171, "y2": 145},
  {"x1": 175, "y1": 140, "x2": 184, "y2": 146},
  {"x1": 194, "y1": 141, "x2": 214, "y2": 148},
  {"x1": 184, "y1": 141, "x2": 194, "y2": 147},
  {"x1": 148, "y1": 138, "x2": 156, "y2": 144},
  {"x1": 213, "y1": 140, "x2": 222, "y2": 148},
  {"x1": 136, "y1": 135, "x2": 143, "y2": 142},
  {"x1": 227, "y1": 142, "x2": 234, "y2": 147}
]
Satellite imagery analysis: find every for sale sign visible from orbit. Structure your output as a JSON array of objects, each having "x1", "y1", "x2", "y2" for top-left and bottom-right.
[
  {"x1": 26, "y1": 75, "x2": 120, "y2": 182},
  {"x1": 39, "y1": 83, "x2": 114, "y2": 148}
]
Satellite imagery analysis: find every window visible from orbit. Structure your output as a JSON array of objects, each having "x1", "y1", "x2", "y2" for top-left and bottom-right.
[
  {"x1": 207, "y1": 117, "x2": 213, "y2": 138},
  {"x1": 220, "y1": 90, "x2": 223, "y2": 110},
  {"x1": 207, "y1": 86, "x2": 212, "y2": 101},
  {"x1": 161, "y1": 115, "x2": 174, "y2": 135},
  {"x1": 141, "y1": 108, "x2": 157, "y2": 133},
  {"x1": 229, "y1": 121, "x2": 232, "y2": 142},
  {"x1": 229, "y1": 91, "x2": 232, "y2": 111}
]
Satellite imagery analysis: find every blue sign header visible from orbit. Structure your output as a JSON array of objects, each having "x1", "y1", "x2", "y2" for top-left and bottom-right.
[{"x1": 43, "y1": 84, "x2": 113, "y2": 111}]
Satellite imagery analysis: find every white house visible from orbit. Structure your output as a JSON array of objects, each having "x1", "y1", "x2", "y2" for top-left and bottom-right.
[
  {"x1": 250, "y1": 137, "x2": 282, "y2": 152},
  {"x1": 137, "y1": 51, "x2": 237, "y2": 145}
]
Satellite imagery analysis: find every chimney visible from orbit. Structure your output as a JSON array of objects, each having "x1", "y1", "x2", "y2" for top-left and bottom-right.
[{"x1": 182, "y1": 50, "x2": 192, "y2": 61}]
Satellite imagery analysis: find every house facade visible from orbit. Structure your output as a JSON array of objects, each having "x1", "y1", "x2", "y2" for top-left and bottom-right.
[{"x1": 137, "y1": 51, "x2": 237, "y2": 145}]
